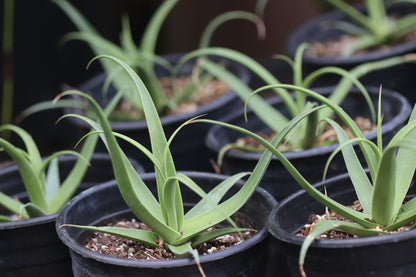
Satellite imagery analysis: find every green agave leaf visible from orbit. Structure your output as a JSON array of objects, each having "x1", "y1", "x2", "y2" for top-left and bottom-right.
[
  {"x1": 0, "y1": 138, "x2": 47, "y2": 211},
  {"x1": 389, "y1": 196, "x2": 416, "y2": 231},
  {"x1": 326, "y1": 0, "x2": 378, "y2": 36},
  {"x1": 112, "y1": 132, "x2": 162, "y2": 174},
  {"x1": 0, "y1": 124, "x2": 43, "y2": 177},
  {"x1": 61, "y1": 224, "x2": 159, "y2": 248},
  {"x1": 45, "y1": 157, "x2": 60, "y2": 205},
  {"x1": 194, "y1": 106, "x2": 378, "y2": 229},
  {"x1": 304, "y1": 66, "x2": 375, "y2": 124},
  {"x1": 19, "y1": 203, "x2": 46, "y2": 218},
  {"x1": 175, "y1": 47, "x2": 297, "y2": 116},
  {"x1": 372, "y1": 147, "x2": 397, "y2": 225},
  {"x1": 58, "y1": 67, "x2": 181, "y2": 244},
  {"x1": 299, "y1": 219, "x2": 383, "y2": 276},
  {"x1": 162, "y1": 177, "x2": 183, "y2": 232},
  {"x1": 252, "y1": 84, "x2": 379, "y2": 179},
  {"x1": 255, "y1": 0, "x2": 269, "y2": 18},
  {"x1": 16, "y1": 99, "x2": 88, "y2": 124},
  {"x1": 0, "y1": 190, "x2": 27, "y2": 219},
  {"x1": 198, "y1": 59, "x2": 289, "y2": 136},
  {"x1": 183, "y1": 105, "x2": 376, "y2": 245},
  {"x1": 120, "y1": 15, "x2": 138, "y2": 61},
  {"x1": 329, "y1": 20, "x2": 369, "y2": 37},
  {"x1": 184, "y1": 172, "x2": 250, "y2": 221},
  {"x1": 0, "y1": 215, "x2": 13, "y2": 222},
  {"x1": 392, "y1": 105, "x2": 416, "y2": 218},
  {"x1": 47, "y1": 87, "x2": 127, "y2": 213},
  {"x1": 199, "y1": 11, "x2": 265, "y2": 48},
  {"x1": 166, "y1": 242, "x2": 195, "y2": 258},
  {"x1": 54, "y1": 0, "x2": 137, "y2": 106},
  {"x1": 191, "y1": 227, "x2": 252, "y2": 247},
  {"x1": 393, "y1": 14, "x2": 416, "y2": 38},
  {"x1": 174, "y1": 173, "x2": 241, "y2": 235},
  {"x1": 94, "y1": 55, "x2": 182, "y2": 234},
  {"x1": 62, "y1": 32, "x2": 127, "y2": 60},
  {"x1": 323, "y1": 118, "x2": 375, "y2": 215},
  {"x1": 139, "y1": 0, "x2": 178, "y2": 55}
]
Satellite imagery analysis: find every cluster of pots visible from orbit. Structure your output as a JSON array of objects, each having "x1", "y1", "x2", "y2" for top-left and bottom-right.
[{"x1": 3, "y1": 2, "x2": 416, "y2": 277}]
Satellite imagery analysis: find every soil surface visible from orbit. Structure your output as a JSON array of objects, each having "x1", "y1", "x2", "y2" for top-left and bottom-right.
[
  {"x1": 232, "y1": 116, "x2": 374, "y2": 153},
  {"x1": 84, "y1": 215, "x2": 256, "y2": 261},
  {"x1": 110, "y1": 76, "x2": 228, "y2": 121},
  {"x1": 298, "y1": 200, "x2": 414, "y2": 240},
  {"x1": 307, "y1": 17, "x2": 416, "y2": 58}
]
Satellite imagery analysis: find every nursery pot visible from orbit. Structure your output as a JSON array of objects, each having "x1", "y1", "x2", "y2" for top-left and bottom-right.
[
  {"x1": 205, "y1": 86, "x2": 411, "y2": 201},
  {"x1": 268, "y1": 171, "x2": 416, "y2": 277},
  {"x1": 56, "y1": 171, "x2": 277, "y2": 277},
  {"x1": 67, "y1": 53, "x2": 250, "y2": 172},
  {"x1": 0, "y1": 153, "x2": 143, "y2": 277},
  {"x1": 285, "y1": 3, "x2": 416, "y2": 104}
]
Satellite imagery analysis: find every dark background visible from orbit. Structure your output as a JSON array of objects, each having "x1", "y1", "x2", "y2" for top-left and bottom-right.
[{"x1": 0, "y1": 0, "x2": 334, "y2": 155}]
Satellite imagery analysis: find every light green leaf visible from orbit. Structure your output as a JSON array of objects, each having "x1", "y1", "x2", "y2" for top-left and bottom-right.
[
  {"x1": 45, "y1": 158, "x2": 60, "y2": 204},
  {"x1": 61, "y1": 224, "x2": 159, "y2": 248}
]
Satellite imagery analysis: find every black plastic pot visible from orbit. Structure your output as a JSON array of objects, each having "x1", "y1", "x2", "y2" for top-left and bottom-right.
[
  {"x1": 285, "y1": 3, "x2": 416, "y2": 104},
  {"x1": 268, "y1": 171, "x2": 416, "y2": 276},
  {"x1": 56, "y1": 171, "x2": 277, "y2": 277},
  {"x1": 67, "y1": 54, "x2": 250, "y2": 172},
  {"x1": 205, "y1": 86, "x2": 411, "y2": 201},
  {"x1": 0, "y1": 153, "x2": 143, "y2": 277}
]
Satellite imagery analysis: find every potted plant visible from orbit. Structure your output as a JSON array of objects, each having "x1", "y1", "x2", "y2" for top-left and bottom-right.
[
  {"x1": 180, "y1": 44, "x2": 412, "y2": 200},
  {"x1": 285, "y1": 0, "x2": 416, "y2": 103},
  {"x1": 55, "y1": 55, "x2": 277, "y2": 276},
  {"x1": 51, "y1": 0, "x2": 265, "y2": 172},
  {"x1": 224, "y1": 84, "x2": 416, "y2": 276},
  {"x1": 0, "y1": 120, "x2": 142, "y2": 275}
]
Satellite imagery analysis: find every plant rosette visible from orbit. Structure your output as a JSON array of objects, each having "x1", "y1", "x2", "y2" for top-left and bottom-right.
[
  {"x1": 0, "y1": 153, "x2": 143, "y2": 276},
  {"x1": 285, "y1": 2, "x2": 416, "y2": 103},
  {"x1": 205, "y1": 86, "x2": 411, "y2": 201},
  {"x1": 268, "y1": 170, "x2": 416, "y2": 277},
  {"x1": 66, "y1": 53, "x2": 250, "y2": 172},
  {"x1": 56, "y1": 171, "x2": 277, "y2": 277}
]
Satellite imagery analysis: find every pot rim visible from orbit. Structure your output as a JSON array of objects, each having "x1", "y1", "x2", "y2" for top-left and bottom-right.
[
  {"x1": 55, "y1": 171, "x2": 277, "y2": 268},
  {"x1": 205, "y1": 86, "x2": 411, "y2": 161}
]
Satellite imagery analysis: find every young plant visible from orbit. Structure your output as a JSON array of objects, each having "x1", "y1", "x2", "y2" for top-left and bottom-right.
[
  {"x1": 197, "y1": 83, "x2": 416, "y2": 277},
  {"x1": 323, "y1": 0, "x2": 416, "y2": 56},
  {"x1": 53, "y1": 0, "x2": 265, "y2": 120},
  {"x1": 176, "y1": 43, "x2": 415, "y2": 152},
  {"x1": 0, "y1": 124, "x2": 97, "y2": 221},
  {"x1": 56, "y1": 55, "x2": 278, "y2": 275}
]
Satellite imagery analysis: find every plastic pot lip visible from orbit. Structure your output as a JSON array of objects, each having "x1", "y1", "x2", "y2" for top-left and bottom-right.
[
  {"x1": 68, "y1": 52, "x2": 250, "y2": 132},
  {"x1": 285, "y1": 3, "x2": 416, "y2": 66},
  {"x1": 56, "y1": 171, "x2": 277, "y2": 269},
  {"x1": 268, "y1": 171, "x2": 416, "y2": 249},
  {"x1": 205, "y1": 85, "x2": 411, "y2": 161}
]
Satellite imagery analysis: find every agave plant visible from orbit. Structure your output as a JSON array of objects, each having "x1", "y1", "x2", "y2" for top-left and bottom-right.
[
  {"x1": 175, "y1": 43, "x2": 416, "y2": 152},
  {"x1": 55, "y1": 55, "x2": 283, "y2": 275},
  {"x1": 53, "y1": 0, "x2": 265, "y2": 120},
  {"x1": 0, "y1": 82, "x2": 127, "y2": 221},
  {"x1": 0, "y1": 124, "x2": 95, "y2": 221},
  {"x1": 323, "y1": 0, "x2": 416, "y2": 56},
  {"x1": 194, "y1": 83, "x2": 416, "y2": 277}
]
